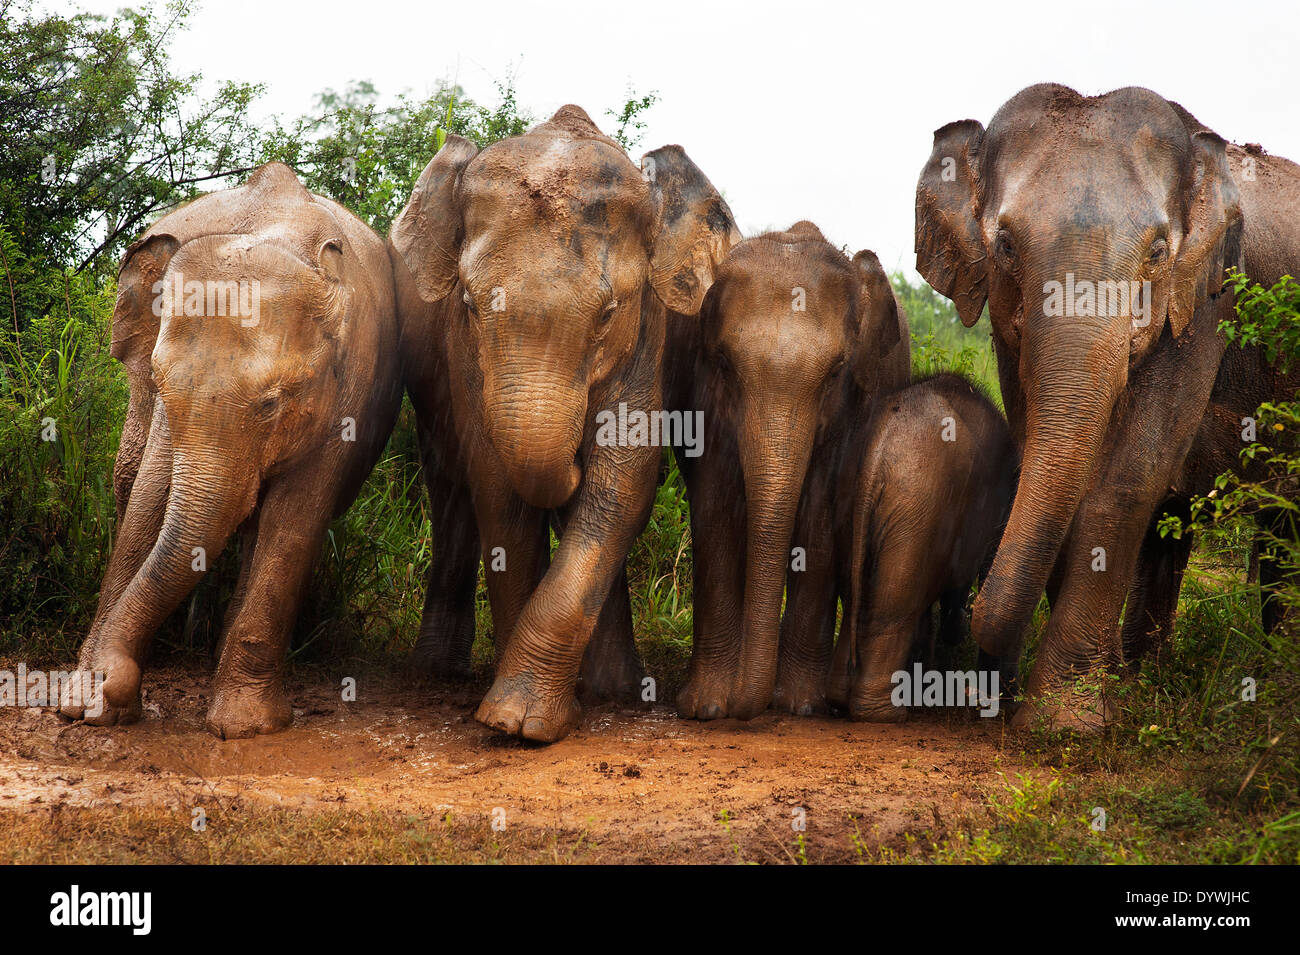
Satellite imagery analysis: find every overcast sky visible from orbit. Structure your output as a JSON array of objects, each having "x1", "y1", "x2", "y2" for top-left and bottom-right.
[{"x1": 61, "y1": 0, "x2": 1300, "y2": 280}]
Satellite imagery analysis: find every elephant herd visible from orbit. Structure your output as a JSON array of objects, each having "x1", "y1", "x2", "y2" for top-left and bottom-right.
[{"x1": 57, "y1": 83, "x2": 1300, "y2": 743}]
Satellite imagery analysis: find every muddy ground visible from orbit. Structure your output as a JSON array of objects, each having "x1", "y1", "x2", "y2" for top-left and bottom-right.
[{"x1": 0, "y1": 663, "x2": 1033, "y2": 863}]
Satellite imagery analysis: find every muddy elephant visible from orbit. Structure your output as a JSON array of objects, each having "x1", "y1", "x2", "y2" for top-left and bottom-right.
[
  {"x1": 60, "y1": 162, "x2": 402, "y2": 738},
  {"x1": 389, "y1": 106, "x2": 740, "y2": 742},
  {"x1": 915, "y1": 84, "x2": 1300, "y2": 730},
  {"x1": 827, "y1": 373, "x2": 1016, "y2": 721},
  {"x1": 665, "y1": 222, "x2": 911, "y2": 721}
]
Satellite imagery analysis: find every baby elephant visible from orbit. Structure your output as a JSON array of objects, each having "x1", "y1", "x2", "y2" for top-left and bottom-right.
[{"x1": 829, "y1": 373, "x2": 1017, "y2": 721}]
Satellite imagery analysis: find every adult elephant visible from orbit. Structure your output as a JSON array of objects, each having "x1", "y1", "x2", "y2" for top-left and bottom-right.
[
  {"x1": 60, "y1": 162, "x2": 402, "y2": 737},
  {"x1": 390, "y1": 106, "x2": 739, "y2": 742},
  {"x1": 915, "y1": 84, "x2": 1300, "y2": 731}
]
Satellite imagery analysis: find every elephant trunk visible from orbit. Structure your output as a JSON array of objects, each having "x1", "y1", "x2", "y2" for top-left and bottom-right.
[
  {"x1": 971, "y1": 269, "x2": 1131, "y2": 658},
  {"x1": 483, "y1": 367, "x2": 585, "y2": 509},
  {"x1": 728, "y1": 401, "x2": 817, "y2": 720},
  {"x1": 93, "y1": 447, "x2": 256, "y2": 706}
]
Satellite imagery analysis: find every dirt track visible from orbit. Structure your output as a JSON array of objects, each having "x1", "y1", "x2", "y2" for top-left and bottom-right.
[{"x1": 0, "y1": 664, "x2": 1031, "y2": 863}]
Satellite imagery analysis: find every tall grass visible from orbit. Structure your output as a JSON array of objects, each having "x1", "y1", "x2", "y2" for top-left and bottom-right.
[{"x1": 0, "y1": 226, "x2": 123, "y2": 658}]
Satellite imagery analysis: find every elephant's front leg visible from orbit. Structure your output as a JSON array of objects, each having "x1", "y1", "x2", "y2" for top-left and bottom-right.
[
  {"x1": 205, "y1": 473, "x2": 335, "y2": 739},
  {"x1": 676, "y1": 440, "x2": 746, "y2": 720},
  {"x1": 411, "y1": 473, "x2": 481, "y2": 678},
  {"x1": 1013, "y1": 500, "x2": 1147, "y2": 732},
  {"x1": 848, "y1": 534, "x2": 931, "y2": 722},
  {"x1": 476, "y1": 443, "x2": 658, "y2": 742},
  {"x1": 577, "y1": 563, "x2": 646, "y2": 702},
  {"x1": 61, "y1": 401, "x2": 172, "y2": 724},
  {"x1": 1016, "y1": 387, "x2": 1218, "y2": 731},
  {"x1": 773, "y1": 481, "x2": 837, "y2": 716},
  {"x1": 1120, "y1": 512, "x2": 1194, "y2": 661}
]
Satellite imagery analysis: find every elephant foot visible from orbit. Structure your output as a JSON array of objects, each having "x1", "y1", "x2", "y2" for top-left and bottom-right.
[
  {"x1": 825, "y1": 666, "x2": 852, "y2": 713},
  {"x1": 773, "y1": 667, "x2": 825, "y2": 716},
  {"x1": 1009, "y1": 690, "x2": 1110, "y2": 734},
  {"x1": 849, "y1": 699, "x2": 909, "y2": 723},
  {"x1": 59, "y1": 652, "x2": 143, "y2": 726},
  {"x1": 849, "y1": 680, "x2": 909, "y2": 723},
  {"x1": 408, "y1": 635, "x2": 474, "y2": 680},
  {"x1": 205, "y1": 682, "x2": 292, "y2": 740},
  {"x1": 676, "y1": 669, "x2": 734, "y2": 720},
  {"x1": 475, "y1": 671, "x2": 580, "y2": 743},
  {"x1": 577, "y1": 637, "x2": 646, "y2": 703}
]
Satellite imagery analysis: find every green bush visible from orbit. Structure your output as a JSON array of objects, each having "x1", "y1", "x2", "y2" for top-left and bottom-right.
[{"x1": 0, "y1": 225, "x2": 123, "y2": 657}]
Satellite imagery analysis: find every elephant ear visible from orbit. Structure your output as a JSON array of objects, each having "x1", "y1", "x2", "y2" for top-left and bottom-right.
[
  {"x1": 849, "y1": 249, "x2": 905, "y2": 391},
  {"x1": 111, "y1": 232, "x2": 179, "y2": 379},
  {"x1": 315, "y1": 236, "x2": 345, "y2": 283},
  {"x1": 915, "y1": 119, "x2": 988, "y2": 328},
  {"x1": 390, "y1": 135, "x2": 479, "y2": 303},
  {"x1": 641, "y1": 144, "x2": 742, "y2": 315},
  {"x1": 1168, "y1": 131, "x2": 1243, "y2": 338}
]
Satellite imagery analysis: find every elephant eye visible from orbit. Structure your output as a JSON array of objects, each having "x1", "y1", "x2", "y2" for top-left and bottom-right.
[
  {"x1": 462, "y1": 289, "x2": 477, "y2": 313},
  {"x1": 598, "y1": 299, "x2": 618, "y2": 324},
  {"x1": 1147, "y1": 239, "x2": 1169, "y2": 267},
  {"x1": 995, "y1": 230, "x2": 1018, "y2": 266}
]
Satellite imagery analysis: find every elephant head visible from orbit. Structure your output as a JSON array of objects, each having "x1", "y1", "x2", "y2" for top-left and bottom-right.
[
  {"x1": 701, "y1": 223, "x2": 906, "y2": 718},
  {"x1": 93, "y1": 165, "x2": 359, "y2": 706},
  {"x1": 390, "y1": 105, "x2": 739, "y2": 509},
  {"x1": 915, "y1": 84, "x2": 1243, "y2": 658}
]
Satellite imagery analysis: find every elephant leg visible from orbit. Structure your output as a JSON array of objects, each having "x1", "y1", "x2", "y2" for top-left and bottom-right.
[
  {"x1": 1258, "y1": 507, "x2": 1294, "y2": 634},
  {"x1": 205, "y1": 475, "x2": 334, "y2": 739},
  {"x1": 471, "y1": 477, "x2": 549, "y2": 663},
  {"x1": 850, "y1": 610, "x2": 920, "y2": 722},
  {"x1": 773, "y1": 486, "x2": 837, "y2": 716},
  {"x1": 937, "y1": 588, "x2": 969, "y2": 646},
  {"x1": 1013, "y1": 498, "x2": 1148, "y2": 732},
  {"x1": 677, "y1": 444, "x2": 746, "y2": 720},
  {"x1": 826, "y1": 624, "x2": 853, "y2": 712},
  {"x1": 1016, "y1": 491, "x2": 1200, "y2": 732},
  {"x1": 213, "y1": 513, "x2": 260, "y2": 666},
  {"x1": 411, "y1": 475, "x2": 481, "y2": 678},
  {"x1": 577, "y1": 564, "x2": 646, "y2": 702},
  {"x1": 112, "y1": 385, "x2": 157, "y2": 524},
  {"x1": 476, "y1": 444, "x2": 658, "y2": 742},
  {"x1": 1120, "y1": 513, "x2": 1194, "y2": 662},
  {"x1": 849, "y1": 535, "x2": 930, "y2": 722},
  {"x1": 61, "y1": 402, "x2": 172, "y2": 723}
]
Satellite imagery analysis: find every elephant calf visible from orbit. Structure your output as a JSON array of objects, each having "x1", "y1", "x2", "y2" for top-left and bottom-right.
[
  {"x1": 667, "y1": 221, "x2": 911, "y2": 721},
  {"x1": 828, "y1": 373, "x2": 1016, "y2": 721},
  {"x1": 60, "y1": 163, "x2": 402, "y2": 738}
]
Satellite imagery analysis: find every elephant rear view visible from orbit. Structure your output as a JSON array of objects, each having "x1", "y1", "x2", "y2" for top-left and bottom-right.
[
  {"x1": 830, "y1": 374, "x2": 1016, "y2": 721},
  {"x1": 60, "y1": 163, "x2": 402, "y2": 738}
]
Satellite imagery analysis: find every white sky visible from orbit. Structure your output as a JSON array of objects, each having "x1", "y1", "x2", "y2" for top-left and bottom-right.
[{"x1": 58, "y1": 0, "x2": 1300, "y2": 280}]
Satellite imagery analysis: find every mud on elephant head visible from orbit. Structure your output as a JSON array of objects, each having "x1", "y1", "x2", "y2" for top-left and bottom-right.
[
  {"x1": 65, "y1": 163, "x2": 401, "y2": 737},
  {"x1": 389, "y1": 105, "x2": 741, "y2": 509}
]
